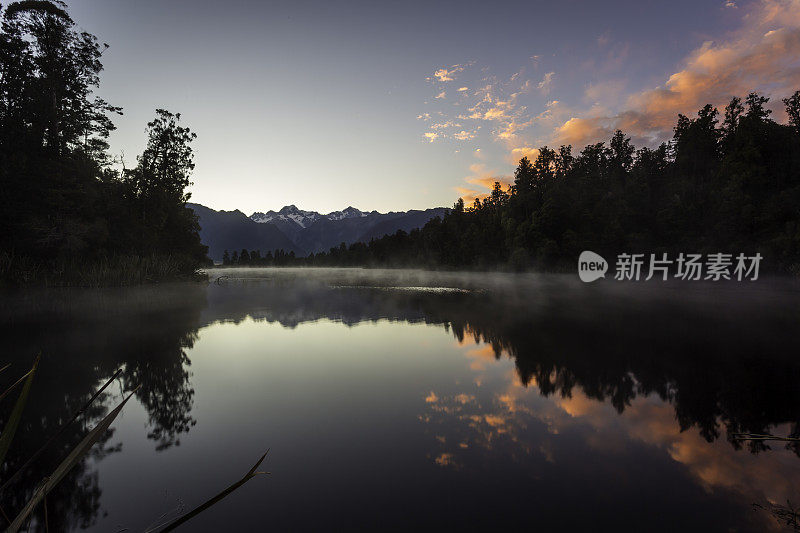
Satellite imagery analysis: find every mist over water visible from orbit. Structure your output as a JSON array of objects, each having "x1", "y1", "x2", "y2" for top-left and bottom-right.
[{"x1": 2, "y1": 268, "x2": 799, "y2": 531}]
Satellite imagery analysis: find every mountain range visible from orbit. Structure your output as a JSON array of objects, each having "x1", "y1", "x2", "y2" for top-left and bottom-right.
[{"x1": 188, "y1": 203, "x2": 449, "y2": 261}]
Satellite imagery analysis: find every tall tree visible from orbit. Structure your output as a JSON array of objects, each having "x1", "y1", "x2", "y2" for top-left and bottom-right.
[
  {"x1": 0, "y1": 0, "x2": 121, "y2": 258},
  {"x1": 124, "y1": 109, "x2": 205, "y2": 261},
  {"x1": 783, "y1": 90, "x2": 800, "y2": 133}
]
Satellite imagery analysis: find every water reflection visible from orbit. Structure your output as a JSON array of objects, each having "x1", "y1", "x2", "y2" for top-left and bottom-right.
[
  {"x1": 0, "y1": 284, "x2": 205, "y2": 530},
  {"x1": 1, "y1": 269, "x2": 799, "y2": 531},
  {"x1": 207, "y1": 270, "x2": 800, "y2": 455},
  {"x1": 202, "y1": 270, "x2": 800, "y2": 530}
]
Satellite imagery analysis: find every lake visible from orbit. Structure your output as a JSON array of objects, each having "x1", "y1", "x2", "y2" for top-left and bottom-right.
[{"x1": 2, "y1": 268, "x2": 800, "y2": 532}]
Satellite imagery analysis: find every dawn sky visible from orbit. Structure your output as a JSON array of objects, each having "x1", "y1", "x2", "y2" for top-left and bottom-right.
[{"x1": 71, "y1": 0, "x2": 800, "y2": 214}]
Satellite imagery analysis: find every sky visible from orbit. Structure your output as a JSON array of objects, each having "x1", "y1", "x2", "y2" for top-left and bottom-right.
[{"x1": 69, "y1": 0, "x2": 800, "y2": 214}]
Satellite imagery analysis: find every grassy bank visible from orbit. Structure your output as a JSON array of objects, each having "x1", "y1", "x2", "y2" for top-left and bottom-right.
[{"x1": 0, "y1": 252, "x2": 208, "y2": 288}]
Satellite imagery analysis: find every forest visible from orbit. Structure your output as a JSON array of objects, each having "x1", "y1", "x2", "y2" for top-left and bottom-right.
[
  {"x1": 252, "y1": 92, "x2": 800, "y2": 274},
  {"x1": 4, "y1": 2, "x2": 800, "y2": 283},
  {"x1": 0, "y1": 0, "x2": 207, "y2": 286}
]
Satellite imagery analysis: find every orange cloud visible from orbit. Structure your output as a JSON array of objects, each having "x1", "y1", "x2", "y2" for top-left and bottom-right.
[
  {"x1": 454, "y1": 393, "x2": 476, "y2": 404},
  {"x1": 537, "y1": 71, "x2": 555, "y2": 94},
  {"x1": 508, "y1": 146, "x2": 540, "y2": 164},
  {"x1": 497, "y1": 119, "x2": 532, "y2": 140},
  {"x1": 419, "y1": 332, "x2": 799, "y2": 528},
  {"x1": 555, "y1": 0, "x2": 800, "y2": 144},
  {"x1": 483, "y1": 106, "x2": 510, "y2": 120},
  {"x1": 433, "y1": 64, "x2": 467, "y2": 82},
  {"x1": 464, "y1": 342, "x2": 500, "y2": 371},
  {"x1": 434, "y1": 452, "x2": 458, "y2": 467},
  {"x1": 455, "y1": 186, "x2": 482, "y2": 204},
  {"x1": 453, "y1": 130, "x2": 476, "y2": 140},
  {"x1": 453, "y1": 162, "x2": 514, "y2": 204},
  {"x1": 584, "y1": 79, "x2": 628, "y2": 105},
  {"x1": 556, "y1": 389, "x2": 800, "y2": 508},
  {"x1": 466, "y1": 176, "x2": 512, "y2": 190},
  {"x1": 423, "y1": 0, "x2": 800, "y2": 170},
  {"x1": 554, "y1": 116, "x2": 610, "y2": 146}
]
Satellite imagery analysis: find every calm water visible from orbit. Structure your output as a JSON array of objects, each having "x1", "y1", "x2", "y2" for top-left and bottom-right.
[{"x1": 2, "y1": 268, "x2": 800, "y2": 532}]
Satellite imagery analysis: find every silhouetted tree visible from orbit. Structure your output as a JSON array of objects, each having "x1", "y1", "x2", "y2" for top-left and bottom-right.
[
  {"x1": 302, "y1": 91, "x2": 800, "y2": 273},
  {"x1": 0, "y1": 1, "x2": 207, "y2": 285},
  {"x1": 783, "y1": 90, "x2": 800, "y2": 133},
  {"x1": 239, "y1": 248, "x2": 250, "y2": 264}
]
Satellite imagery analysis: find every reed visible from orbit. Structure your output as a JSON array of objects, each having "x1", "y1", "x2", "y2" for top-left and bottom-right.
[
  {"x1": 0, "y1": 356, "x2": 39, "y2": 468},
  {"x1": 0, "y1": 252, "x2": 208, "y2": 287},
  {"x1": 7, "y1": 386, "x2": 140, "y2": 532},
  {"x1": 0, "y1": 359, "x2": 266, "y2": 531}
]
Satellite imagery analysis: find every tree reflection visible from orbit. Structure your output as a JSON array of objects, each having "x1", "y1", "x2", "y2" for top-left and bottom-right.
[
  {"x1": 204, "y1": 276, "x2": 800, "y2": 457},
  {"x1": 0, "y1": 283, "x2": 206, "y2": 530},
  {"x1": 436, "y1": 288, "x2": 800, "y2": 457},
  {"x1": 2, "y1": 273, "x2": 799, "y2": 529}
]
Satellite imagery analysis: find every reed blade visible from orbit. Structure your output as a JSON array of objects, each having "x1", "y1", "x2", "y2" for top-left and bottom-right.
[
  {"x1": 7, "y1": 386, "x2": 139, "y2": 532},
  {"x1": 0, "y1": 368, "x2": 123, "y2": 497},
  {"x1": 0, "y1": 356, "x2": 40, "y2": 468},
  {"x1": 149, "y1": 450, "x2": 270, "y2": 533}
]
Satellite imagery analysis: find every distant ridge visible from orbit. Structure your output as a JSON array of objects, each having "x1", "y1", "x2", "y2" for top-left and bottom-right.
[
  {"x1": 188, "y1": 203, "x2": 304, "y2": 261},
  {"x1": 250, "y1": 204, "x2": 373, "y2": 228},
  {"x1": 189, "y1": 203, "x2": 449, "y2": 261}
]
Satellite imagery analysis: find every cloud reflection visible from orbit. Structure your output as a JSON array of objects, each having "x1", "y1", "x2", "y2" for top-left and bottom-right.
[{"x1": 420, "y1": 332, "x2": 800, "y2": 528}]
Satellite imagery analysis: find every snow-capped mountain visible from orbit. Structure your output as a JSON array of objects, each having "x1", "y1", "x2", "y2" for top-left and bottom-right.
[
  {"x1": 189, "y1": 202, "x2": 449, "y2": 260},
  {"x1": 250, "y1": 205, "x2": 322, "y2": 228},
  {"x1": 250, "y1": 205, "x2": 374, "y2": 227},
  {"x1": 325, "y1": 206, "x2": 374, "y2": 221},
  {"x1": 187, "y1": 203, "x2": 304, "y2": 261}
]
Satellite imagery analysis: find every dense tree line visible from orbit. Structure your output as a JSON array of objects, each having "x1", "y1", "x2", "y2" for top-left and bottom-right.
[
  {"x1": 295, "y1": 92, "x2": 800, "y2": 273},
  {"x1": 0, "y1": 1, "x2": 207, "y2": 285},
  {"x1": 222, "y1": 248, "x2": 297, "y2": 266}
]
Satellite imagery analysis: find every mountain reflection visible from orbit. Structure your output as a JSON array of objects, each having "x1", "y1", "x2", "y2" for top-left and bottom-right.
[{"x1": 1, "y1": 269, "x2": 799, "y2": 530}]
